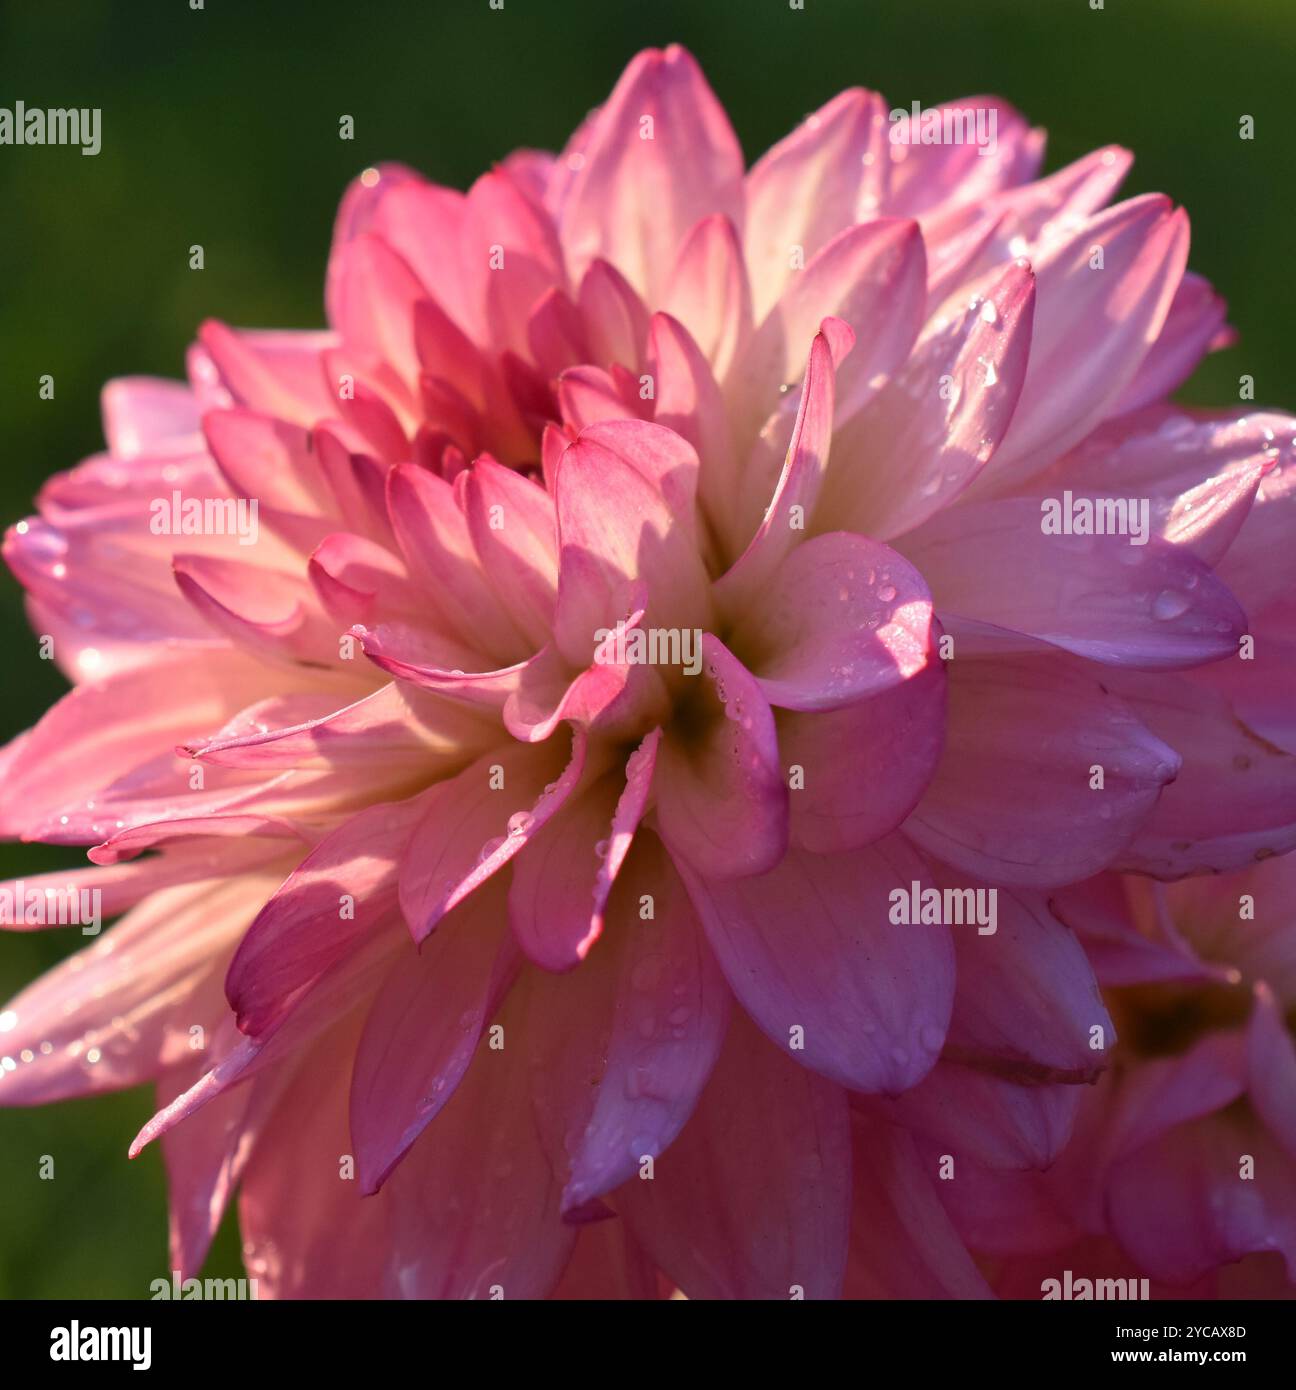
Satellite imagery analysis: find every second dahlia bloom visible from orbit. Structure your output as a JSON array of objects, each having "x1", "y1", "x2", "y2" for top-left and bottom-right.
[
  {"x1": 3, "y1": 46, "x2": 1294, "y2": 1298},
  {"x1": 962, "y1": 856, "x2": 1296, "y2": 1299}
]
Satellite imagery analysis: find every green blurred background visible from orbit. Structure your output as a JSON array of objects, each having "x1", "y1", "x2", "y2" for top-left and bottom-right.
[{"x1": 0, "y1": 0, "x2": 1292, "y2": 1298}]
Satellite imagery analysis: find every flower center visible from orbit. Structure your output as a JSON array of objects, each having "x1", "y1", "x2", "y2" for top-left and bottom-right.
[{"x1": 1107, "y1": 976, "x2": 1254, "y2": 1059}]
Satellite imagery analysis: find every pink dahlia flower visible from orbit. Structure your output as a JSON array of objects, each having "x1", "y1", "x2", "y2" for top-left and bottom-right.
[
  {"x1": 3, "y1": 45, "x2": 1294, "y2": 1299},
  {"x1": 967, "y1": 859, "x2": 1296, "y2": 1299}
]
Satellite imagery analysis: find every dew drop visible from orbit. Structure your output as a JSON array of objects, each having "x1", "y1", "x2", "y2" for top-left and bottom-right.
[{"x1": 1151, "y1": 589, "x2": 1190, "y2": 621}]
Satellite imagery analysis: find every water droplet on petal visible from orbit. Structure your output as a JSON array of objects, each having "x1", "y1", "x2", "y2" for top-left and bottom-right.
[{"x1": 1152, "y1": 589, "x2": 1190, "y2": 620}]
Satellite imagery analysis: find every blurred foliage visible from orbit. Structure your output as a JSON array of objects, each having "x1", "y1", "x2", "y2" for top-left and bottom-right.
[{"x1": 0, "y1": 0, "x2": 1291, "y2": 1297}]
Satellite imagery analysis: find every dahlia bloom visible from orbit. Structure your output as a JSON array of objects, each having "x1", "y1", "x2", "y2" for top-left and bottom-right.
[
  {"x1": 3, "y1": 45, "x2": 1295, "y2": 1299},
  {"x1": 971, "y1": 858, "x2": 1296, "y2": 1298}
]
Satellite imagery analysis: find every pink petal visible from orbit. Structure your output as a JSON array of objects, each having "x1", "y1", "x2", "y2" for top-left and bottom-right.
[
  {"x1": 1109, "y1": 1030, "x2": 1248, "y2": 1160},
  {"x1": 716, "y1": 328, "x2": 839, "y2": 610},
  {"x1": 729, "y1": 531, "x2": 934, "y2": 711},
  {"x1": 654, "y1": 635, "x2": 787, "y2": 879},
  {"x1": 1052, "y1": 873, "x2": 1221, "y2": 988},
  {"x1": 158, "y1": 1046, "x2": 288, "y2": 1279},
  {"x1": 1049, "y1": 406, "x2": 1275, "y2": 566},
  {"x1": 0, "y1": 857, "x2": 228, "y2": 930},
  {"x1": 902, "y1": 498, "x2": 1246, "y2": 669},
  {"x1": 779, "y1": 656, "x2": 947, "y2": 853},
  {"x1": 349, "y1": 873, "x2": 517, "y2": 1192},
  {"x1": 1114, "y1": 272, "x2": 1231, "y2": 416},
  {"x1": 736, "y1": 220, "x2": 925, "y2": 427},
  {"x1": 385, "y1": 462, "x2": 527, "y2": 664},
  {"x1": 196, "y1": 322, "x2": 337, "y2": 426},
  {"x1": 88, "y1": 814, "x2": 307, "y2": 866},
  {"x1": 615, "y1": 1010, "x2": 850, "y2": 1300},
  {"x1": 844, "y1": 1114, "x2": 994, "y2": 1298},
  {"x1": 189, "y1": 681, "x2": 491, "y2": 772},
  {"x1": 559, "y1": 829, "x2": 730, "y2": 1214},
  {"x1": 101, "y1": 376, "x2": 200, "y2": 457},
  {"x1": 356, "y1": 621, "x2": 531, "y2": 708},
  {"x1": 225, "y1": 793, "x2": 430, "y2": 1036},
  {"x1": 235, "y1": 1018, "x2": 402, "y2": 1298},
  {"x1": 552, "y1": 424, "x2": 711, "y2": 666},
  {"x1": 366, "y1": 174, "x2": 475, "y2": 335},
  {"x1": 464, "y1": 168, "x2": 565, "y2": 359},
  {"x1": 1110, "y1": 667, "x2": 1296, "y2": 876},
  {"x1": 885, "y1": 97, "x2": 1042, "y2": 220},
  {"x1": 744, "y1": 88, "x2": 890, "y2": 319},
  {"x1": 131, "y1": 927, "x2": 404, "y2": 1158},
  {"x1": 328, "y1": 232, "x2": 426, "y2": 389},
  {"x1": 662, "y1": 214, "x2": 752, "y2": 379},
  {"x1": 681, "y1": 835, "x2": 953, "y2": 1095},
  {"x1": 1106, "y1": 1108, "x2": 1296, "y2": 1284},
  {"x1": 462, "y1": 457, "x2": 559, "y2": 650},
  {"x1": 0, "y1": 650, "x2": 284, "y2": 840},
  {"x1": 412, "y1": 296, "x2": 490, "y2": 407},
  {"x1": 503, "y1": 631, "x2": 667, "y2": 744},
  {"x1": 556, "y1": 364, "x2": 642, "y2": 431},
  {"x1": 1248, "y1": 983, "x2": 1296, "y2": 1160},
  {"x1": 308, "y1": 530, "x2": 423, "y2": 627},
  {"x1": 507, "y1": 771, "x2": 624, "y2": 971},
  {"x1": 1216, "y1": 418, "x2": 1296, "y2": 612},
  {"x1": 398, "y1": 733, "x2": 585, "y2": 944},
  {"x1": 508, "y1": 730, "x2": 660, "y2": 970},
  {"x1": 174, "y1": 553, "x2": 340, "y2": 666},
  {"x1": 559, "y1": 45, "x2": 744, "y2": 304},
  {"x1": 975, "y1": 195, "x2": 1190, "y2": 486},
  {"x1": 869, "y1": 1063, "x2": 1080, "y2": 1171},
  {"x1": 648, "y1": 312, "x2": 737, "y2": 567},
  {"x1": 941, "y1": 881, "x2": 1115, "y2": 1082},
  {"x1": 823, "y1": 260, "x2": 1035, "y2": 539},
  {"x1": 526, "y1": 287, "x2": 589, "y2": 378},
  {"x1": 376, "y1": 986, "x2": 576, "y2": 1299},
  {"x1": 576, "y1": 258, "x2": 650, "y2": 370},
  {"x1": 953, "y1": 144, "x2": 1132, "y2": 269},
  {"x1": 6, "y1": 479, "x2": 231, "y2": 668},
  {"x1": 0, "y1": 878, "x2": 255, "y2": 1104},
  {"x1": 904, "y1": 653, "x2": 1180, "y2": 886}
]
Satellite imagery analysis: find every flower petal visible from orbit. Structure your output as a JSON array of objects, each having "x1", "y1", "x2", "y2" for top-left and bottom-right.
[
  {"x1": 778, "y1": 657, "x2": 947, "y2": 853},
  {"x1": 904, "y1": 653, "x2": 1180, "y2": 886},
  {"x1": 681, "y1": 835, "x2": 954, "y2": 1094},
  {"x1": 744, "y1": 88, "x2": 890, "y2": 319},
  {"x1": 560, "y1": 830, "x2": 730, "y2": 1214},
  {"x1": 654, "y1": 635, "x2": 787, "y2": 880},
  {"x1": 349, "y1": 873, "x2": 517, "y2": 1193},
  {"x1": 398, "y1": 733, "x2": 586, "y2": 944},
  {"x1": 615, "y1": 1010, "x2": 850, "y2": 1300},
  {"x1": 559, "y1": 45, "x2": 744, "y2": 304},
  {"x1": 902, "y1": 497, "x2": 1246, "y2": 669},
  {"x1": 730, "y1": 531, "x2": 934, "y2": 712}
]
